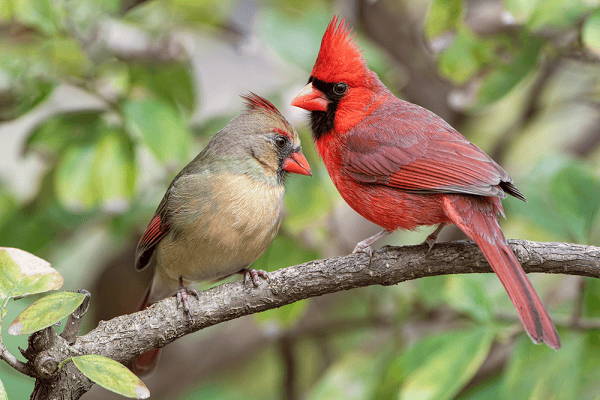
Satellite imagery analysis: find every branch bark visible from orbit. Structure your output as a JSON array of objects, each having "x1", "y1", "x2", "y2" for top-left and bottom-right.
[{"x1": 17, "y1": 239, "x2": 600, "y2": 398}]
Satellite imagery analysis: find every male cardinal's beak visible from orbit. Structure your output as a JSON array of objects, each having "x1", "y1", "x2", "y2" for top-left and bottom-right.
[
  {"x1": 291, "y1": 83, "x2": 329, "y2": 112},
  {"x1": 282, "y1": 152, "x2": 312, "y2": 176}
]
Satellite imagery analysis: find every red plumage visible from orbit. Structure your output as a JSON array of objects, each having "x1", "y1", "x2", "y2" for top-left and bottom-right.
[
  {"x1": 292, "y1": 17, "x2": 560, "y2": 349},
  {"x1": 135, "y1": 214, "x2": 170, "y2": 271}
]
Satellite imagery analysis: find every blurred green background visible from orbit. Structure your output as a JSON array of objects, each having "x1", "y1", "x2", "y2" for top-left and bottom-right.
[{"x1": 1, "y1": 0, "x2": 600, "y2": 399}]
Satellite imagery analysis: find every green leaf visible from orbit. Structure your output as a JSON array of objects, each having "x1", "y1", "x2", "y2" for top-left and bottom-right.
[
  {"x1": 527, "y1": 0, "x2": 589, "y2": 30},
  {"x1": 504, "y1": 0, "x2": 541, "y2": 22},
  {"x1": 455, "y1": 375, "x2": 502, "y2": 400},
  {"x1": 93, "y1": 132, "x2": 136, "y2": 211},
  {"x1": 444, "y1": 275, "x2": 493, "y2": 323},
  {"x1": 375, "y1": 328, "x2": 494, "y2": 399},
  {"x1": 549, "y1": 161, "x2": 600, "y2": 243},
  {"x1": 14, "y1": 0, "x2": 61, "y2": 36},
  {"x1": 42, "y1": 36, "x2": 91, "y2": 77},
  {"x1": 437, "y1": 28, "x2": 488, "y2": 84},
  {"x1": 0, "y1": 0, "x2": 15, "y2": 21},
  {"x1": 258, "y1": 9, "x2": 332, "y2": 71},
  {"x1": 71, "y1": 355, "x2": 150, "y2": 399},
  {"x1": 54, "y1": 130, "x2": 136, "y2": 212},
  {"x1": 508, "y1": 157, "x2": 600, "y2": 243},
  {"x1": 477, "y1": 34, "x2": 544, "y2": 106},
  {"x1": 425, "y1": 0, "x2": 462, "y2": 39},
  {"x1": 0, "y1": 378, "x2": 6, "y2": 400},
  {"x1": 417, "y1": 276, "x2": 449, "y2": 308},
  {"x1": 583, "y1": 278, "x2": 600, "y2": 318},
  {"x1": 0, "y1": 248, "x2": 62, "y2": 301},
  {"x1": 54, "y1": 142, "x2": 98, "y2": 211},
  {"x1": 123, "y1": 98, "x2": 190, "y2": 163},
  {"x1": 167, "y1": 0, "x2": 233, "y2": 25},
  {"x1": 25, "y1": 116, "x2": 73, "y2": 157},
  {"x1": 0, "y1": 189, "x2": 17, "y2": 230},
  {"x1": 398, "y1": 328, "x2": 494, "y2": 400},
  {"x1": 130, "y1": 64, "x2": 195, "y2": 113},
  {"x1": 8, "y1": 291, "x2": 85, "y2": 335},
  {"x1": 579, "y1": 332, "x2": 600, "y2": 399},
  {"x1": 583, "y1": 12, "x2": 600, "y2": 57},
  {"x1": 507, "y1": 157, "x2": 572, "y2": 240},
  {"x1": 503, "y1": 331, "x2": 582, "y2": 400},
  {"x1": 307, "y1": 352, "x2": 380, "y2": 400}
]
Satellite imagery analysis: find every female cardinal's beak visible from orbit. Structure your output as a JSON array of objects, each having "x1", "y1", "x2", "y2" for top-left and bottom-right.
[
  {"x1": 282, "y1": 152, "x2": 312, "y2": 176},
  {"x1": 291, "y1": 83, "x2": 329, "y2": 112}
]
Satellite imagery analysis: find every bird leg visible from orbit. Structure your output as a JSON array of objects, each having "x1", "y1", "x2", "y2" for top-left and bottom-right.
[
  {"x1": 353, "y1": 229, "x2": 392, "y2": 257},
  {"x1": 176, "y1": 276, "x2": 199, "y2": 316},
  {"x1": 239, "y1": 268, "x2": 269, "y2": 287},
  {"x1": 422, "y1": 223, "x2": 446, "y2": 253}
]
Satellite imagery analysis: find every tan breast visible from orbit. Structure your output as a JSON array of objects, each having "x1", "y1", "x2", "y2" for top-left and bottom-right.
[{"x1": 155, "y1": 171, "x2": 284, "y2": 282}]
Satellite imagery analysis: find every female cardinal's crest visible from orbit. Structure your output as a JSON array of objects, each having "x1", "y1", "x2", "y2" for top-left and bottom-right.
[
  {"x1": 311, "y1": 16, "x2": 367, "y2": 84},
  {"x1": 242, "y1": 92, "x2": 283, "y2": 117},
  {"x1": 241, "y1": 92, "x2": 293, "y2": 136}
]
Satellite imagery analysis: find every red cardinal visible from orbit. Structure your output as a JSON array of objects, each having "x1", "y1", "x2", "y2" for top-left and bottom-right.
[
  {"x1": 291, "y1": 17, "x2": 560, "y2": 349},
  {"x1": 132, "y1": 93, "x2": 311, "y2": 374}
]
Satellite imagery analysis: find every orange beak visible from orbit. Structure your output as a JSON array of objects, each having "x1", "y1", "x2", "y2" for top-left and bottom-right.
[
  {"x1": 282, "y1": 152, "x2": 312, "y2": 176},
  {"x1": 291, "y1": 83, "x2": 329, "y2": 112}
]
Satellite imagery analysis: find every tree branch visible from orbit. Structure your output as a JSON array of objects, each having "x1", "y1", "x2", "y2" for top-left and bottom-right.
[
  {"x1": 18, "y1": 239, "x2": 600, "y2": 398},
  {"x1": 0, "y1": 343, "x2": 31, "y2": 376}
]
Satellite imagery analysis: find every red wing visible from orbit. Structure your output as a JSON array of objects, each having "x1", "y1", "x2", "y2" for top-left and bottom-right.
[
  {"x1": 135, "y1": 213, "x2": 170, "y2": 271},
  {"x1": 342, "y1": 102, "x2": 515, "y2": 199}
]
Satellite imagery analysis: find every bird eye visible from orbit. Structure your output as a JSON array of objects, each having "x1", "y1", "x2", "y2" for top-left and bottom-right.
[
  {"x1": 333, "y1": 82, "x2": 347, "y2": 96},
  {"x1": 275, "y1": 136, "x2": 287, "y2": 148}
]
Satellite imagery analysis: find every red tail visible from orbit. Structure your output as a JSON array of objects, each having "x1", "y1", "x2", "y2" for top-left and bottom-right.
[
  {"x1": 444, "y1": 196, "x2": 561, "y2": 349},
  {"x1": 129, "y1": 285, "x2": 162, "y2": 375}
]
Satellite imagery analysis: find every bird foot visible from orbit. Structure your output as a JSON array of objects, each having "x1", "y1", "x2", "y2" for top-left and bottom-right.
[
  {"x1": 352, "y1": 229, "x2": 391, "y2": 259},
  {"x1": 352, "y1": 241, "x2": 373, "y2": 257},
  {"x1": 240, "y1": 268, "x2": 269, "y2": 288},
  {"x1": 421, "y1": 235, "x2": 437, "y2": 255},
  {"x1": 421, "y1": 223, "x2": 446, "y2": 255},
  {"x1": 176, "y1": 279, "x2": 199, "y2": 317}
]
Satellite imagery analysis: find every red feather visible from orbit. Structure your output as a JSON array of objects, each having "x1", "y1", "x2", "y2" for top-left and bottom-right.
[{"x1": 135, "y1": 214, "x2": 169, "y2": 271}]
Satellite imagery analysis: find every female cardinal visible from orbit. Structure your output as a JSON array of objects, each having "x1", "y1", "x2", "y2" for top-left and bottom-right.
[
  {"x1": 291, "y1": 17, "x2": 560, "y2": 349},
  {"x1": 132, "y1": 93, "x2": 311, "y2": 374}
]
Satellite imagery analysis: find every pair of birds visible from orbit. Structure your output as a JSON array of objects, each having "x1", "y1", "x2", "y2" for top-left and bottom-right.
[{"x1": 132, "y1": 16, "x2": 560, "y2": 374}]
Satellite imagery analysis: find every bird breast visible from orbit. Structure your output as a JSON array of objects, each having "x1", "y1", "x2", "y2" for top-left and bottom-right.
[{"x1": 156, "y1": 171, "x2": 284, "y2": 282}]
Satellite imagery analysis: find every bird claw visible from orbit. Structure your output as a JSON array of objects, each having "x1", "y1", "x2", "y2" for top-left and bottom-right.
[
  {"x1": 421, "y1": 223, "x2": 446, "y2": 255},
  {"x1": 176, "y1": 278, "x2": 199, "y2": 317},
  {"x1": 241, "y1": 268, "x2": 269, "y2": 288},
  {"x1": 421, "y1": 235, "x2": 437, "y2": 255},
  {"x1": 352, "y1": 242, "x2": 373, "y2": 257}
]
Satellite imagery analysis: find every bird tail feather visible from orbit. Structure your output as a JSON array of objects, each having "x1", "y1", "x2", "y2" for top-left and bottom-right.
[
  {"x1": 444, "y1": 197, "x2": 561, "y2": 349},
  {"x1": 128, "y1": 284, "x2": 162, "y2": 375}
]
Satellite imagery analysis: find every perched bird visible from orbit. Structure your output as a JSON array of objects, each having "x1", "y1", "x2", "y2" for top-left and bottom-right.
[
  {"x1": 291, "y1": 17, "x2": 560, "y2": 349},
  {"x1": 132, "y1": 93, "x2": 311, "y2": 374}
]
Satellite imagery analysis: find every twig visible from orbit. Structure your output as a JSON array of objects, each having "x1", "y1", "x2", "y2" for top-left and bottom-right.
[
  {"x1": 61, "y1": 289, "x2": 92, "y2": 345},
  {"x1": 0, "y1": 343, "x2": 31, "y2": 376}
]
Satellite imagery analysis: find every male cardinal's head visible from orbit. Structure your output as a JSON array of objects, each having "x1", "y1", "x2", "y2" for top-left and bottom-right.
[
  {"x1": 291, "y1": 17, "x2": 385, "y2": 138},
  {"x1": 212, "y1": 93, "x2": 311, "y2": 182}
]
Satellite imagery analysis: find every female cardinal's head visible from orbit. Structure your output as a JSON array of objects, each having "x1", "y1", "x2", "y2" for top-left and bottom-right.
[
  {"x1": 291, "y1": 17, "x2": 385, "y2": 139},
  {"x1": 210, "y1": 93, "x2": 311, "y2": 184}
]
